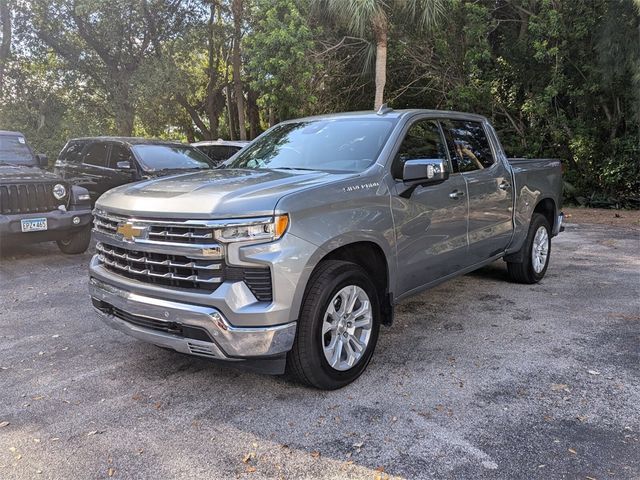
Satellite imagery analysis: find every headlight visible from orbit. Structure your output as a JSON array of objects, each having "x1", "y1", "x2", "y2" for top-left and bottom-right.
[
  {"x1": 214, "y1": 214, "x2": 289, "y2": 243},
  {"x1": 53, "y1": 184, "x2": 67, "y2": 200}
]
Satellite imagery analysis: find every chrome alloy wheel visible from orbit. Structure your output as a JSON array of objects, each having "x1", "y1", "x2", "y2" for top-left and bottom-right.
[
  {"x1": 531, "y1": 226, "x2": 549, "y2": 274},
  {"x1": 321, "y1": 285, "x2": 373, "y2": 371}
]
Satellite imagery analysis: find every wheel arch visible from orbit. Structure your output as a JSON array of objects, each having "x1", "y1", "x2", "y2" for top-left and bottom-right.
[
  {"x1": 294, "y1": 239, "x2": 394, "y2": 326},
  {"x1": 533, "y1": 197, "x2": 557, "y2": 232}
]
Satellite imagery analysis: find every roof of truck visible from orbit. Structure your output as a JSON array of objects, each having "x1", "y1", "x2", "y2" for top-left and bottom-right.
[
  {"x1": 0, "y1": 130, "x2": 25, "y2": 136},
  {"x1": 291, "y1": 108, "x2": 489, "y2": 123}
]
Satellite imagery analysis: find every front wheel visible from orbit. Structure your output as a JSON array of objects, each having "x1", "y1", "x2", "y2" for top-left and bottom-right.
[
  {"x1": 507, "y1": 213, "x2": 551, "y2": 284},
  {"x1": 56, "y1": 225, "x2": 91, "y2": 254},
  {"x1": 286, "y1": 260, "x2": 381, "y2": 390}
]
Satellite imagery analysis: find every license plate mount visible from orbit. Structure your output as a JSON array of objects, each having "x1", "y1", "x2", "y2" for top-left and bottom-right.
[{"x1": 21, "y1": 218, "x2": 48, "y2": 232}]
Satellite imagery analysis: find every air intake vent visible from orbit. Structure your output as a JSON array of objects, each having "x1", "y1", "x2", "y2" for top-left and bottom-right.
[{"x1": 187, "y1": 342, "x2": 219, "y2": 358}]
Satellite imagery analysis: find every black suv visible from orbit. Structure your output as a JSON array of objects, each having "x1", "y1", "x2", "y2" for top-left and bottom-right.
[
  {"x1": 54, "y1": 137, "x2": 215, "y2": 203},
  {"x1": 0, "y1": 131, "x2": 93, "y2": 254}
]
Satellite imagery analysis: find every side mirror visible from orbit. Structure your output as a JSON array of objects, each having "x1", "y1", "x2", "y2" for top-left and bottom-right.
[
  {"x1": 36, "y1": 154, "x2": 48, "y2": 167},
  {"x1": 399, "y1": 158, "x2": 449, "y2": 198},
  {"x1": 116, "y1": 160, "x2": 132, "y2": 170}
]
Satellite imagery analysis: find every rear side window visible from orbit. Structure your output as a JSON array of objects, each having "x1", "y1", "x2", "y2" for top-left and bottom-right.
[
  {"x1": 201, "y1": 145, "x2": 241, "y2": 163},
  {"x1": 392, "y1": 119, "x2": 448, "y2": 179},
  {"x1": 60, "y1": 141, "x2": 86, "y2": 163},
  {"x1": 442, "y1": 120, "x2": 495, "y2": 173},
  {"x1": 83, "y1": 142, "x2": 110, "y2": 167}
]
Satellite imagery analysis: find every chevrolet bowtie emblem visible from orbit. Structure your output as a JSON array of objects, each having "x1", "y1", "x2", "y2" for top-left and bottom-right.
[{"x1": 116, "y1": 222, "x2": 147, "y2": 242}]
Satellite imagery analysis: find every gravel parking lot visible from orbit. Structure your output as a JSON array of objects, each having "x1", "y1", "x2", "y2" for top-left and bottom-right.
[{"x1": 1, "y1": 222, "x2": 638, "y2": 479}]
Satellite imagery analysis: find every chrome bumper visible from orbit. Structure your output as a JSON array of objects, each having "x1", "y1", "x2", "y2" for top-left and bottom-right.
[
  {"x1": 552, "y1": 212, "x2": 565, "y2": 236},
  {"x1": 89, "y1": 278, "x2": 296, "y2": 360}
]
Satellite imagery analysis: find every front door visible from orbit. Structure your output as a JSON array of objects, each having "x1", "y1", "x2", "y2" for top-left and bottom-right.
[
  {"x1": 441, "y1": 119, "x2": 514, "y2": 264},
  {"x1": 391, "y1": 118, "x2": 469, "y2": 297}
]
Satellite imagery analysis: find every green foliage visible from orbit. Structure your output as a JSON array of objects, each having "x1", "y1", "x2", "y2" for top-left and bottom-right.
[
  {"x1": 244, "y1": 0, "x2": 317, "y2": 121},
  {"x1": 0, "y1": 0, "x2": 637, "y2": 206}
]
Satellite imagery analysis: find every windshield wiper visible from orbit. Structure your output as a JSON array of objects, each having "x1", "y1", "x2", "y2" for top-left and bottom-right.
[{"x1": 272, "y1": 167, "x2": 319, "y2": 172}]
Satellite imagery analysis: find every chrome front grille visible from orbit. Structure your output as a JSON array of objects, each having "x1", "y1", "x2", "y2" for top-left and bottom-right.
[
  {"x1": 97, "y1": 243, "x2": 222, "y2": 291},
  {"x1": 93, "y1": 210, "x2": 218, "y2": 245},
  {"x1": 93, "y1": 210, "x2": 273, "y2": 301}
]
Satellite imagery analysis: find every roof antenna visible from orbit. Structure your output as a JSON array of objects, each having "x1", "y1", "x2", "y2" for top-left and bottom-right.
[{"x1": 376, "y1": 103, "x2": 392, "y2": 115}]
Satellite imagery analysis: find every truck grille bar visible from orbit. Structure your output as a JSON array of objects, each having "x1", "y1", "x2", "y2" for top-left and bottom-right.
[
  {"x1": 97, "y1": 242, "x2": 222, "y2": 290},
  {"x1": 93, "y1": 210, "x2": 219, "y2": 245},
  {"x1": 96, "y1": 241, "x2": 273, "y2": 301},
  {"x1": 0, "y1": 182, "x2": 64, "y2": 215}
]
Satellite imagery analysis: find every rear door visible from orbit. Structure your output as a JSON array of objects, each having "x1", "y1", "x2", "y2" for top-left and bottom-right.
[
  {"x1": 78, "y1": 141, "x2": 112, "y2": 202},
  {"x1": 391, "y1": 118, "x2": 469, "y2": 296},
  {"x1": 441, "y1": 119, "x2": 513, "y2": 264}
]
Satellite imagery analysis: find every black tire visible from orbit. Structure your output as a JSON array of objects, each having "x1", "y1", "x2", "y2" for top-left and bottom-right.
[
  {"x1": 507, "y1": 213, "x2": 551, "y2": 284},
  {"x1": 286, "y1": 260, "x2": 381, "y2": 390},
  {"x1": 56, "y1": 225, "x2": 91, "y2": 254}
]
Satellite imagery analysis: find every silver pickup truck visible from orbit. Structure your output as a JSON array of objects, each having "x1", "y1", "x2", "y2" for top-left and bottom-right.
[{"x1": 89, "y1": 109, "x2": 563, "y2": 389}]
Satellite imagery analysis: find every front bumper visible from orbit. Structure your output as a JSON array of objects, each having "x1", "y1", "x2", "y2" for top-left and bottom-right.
[
  {"x1": 0, "y1": 207, "x2": 92, "y2": 241},
  {"x1": 89, "y1": 277, "x2": 296, "y2": 361}
]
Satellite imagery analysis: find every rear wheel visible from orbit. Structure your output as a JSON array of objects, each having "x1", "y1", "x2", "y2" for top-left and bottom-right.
[
  {"x1": 286, "y1": 260, "x2": 380, "y2": 390},
  {"x1": 507, "y1": 213, "x2": 551, "y2": 284},
  {"x1": 56, "y1": 225, "x2": 91, "y2": 254}
]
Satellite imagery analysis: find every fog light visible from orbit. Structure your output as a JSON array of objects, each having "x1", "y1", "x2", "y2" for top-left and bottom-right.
[{"x1": 72, "y1": 216, "x2": 80, "y2": 225}]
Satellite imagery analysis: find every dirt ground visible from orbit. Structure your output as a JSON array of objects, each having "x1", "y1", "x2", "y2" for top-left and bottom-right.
[{"x1": 564, "y1": 207, "x2": 640, "y2": 230}]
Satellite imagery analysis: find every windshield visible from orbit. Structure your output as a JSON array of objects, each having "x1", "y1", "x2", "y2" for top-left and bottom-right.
[
  {"x1": 224, "y1": 118, "x2": 397, "y2": 172},
  {"x1": 0, "y1": 135, "x2": 36, "y2": 165},
  {"x1": 132, "y1": 144, "x2": 213, "y2": 172}
]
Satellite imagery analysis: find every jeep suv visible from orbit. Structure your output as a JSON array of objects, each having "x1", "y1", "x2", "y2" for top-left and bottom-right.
[{"x1": 0, "y1": 131, "x2": 92, "y2": 253}]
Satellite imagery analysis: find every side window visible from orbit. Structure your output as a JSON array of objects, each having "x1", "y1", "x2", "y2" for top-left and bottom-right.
[
  {"x1": 391, "y1": 120, "x2": 448, "y2": 179},
  {"x1": 82, "y1": 142, "x2": 110, "y2": 168},
  {"x1": 109, "y1": 144, "x2": 133, "y2": 168},
  {"x1": 60, "y1": 141, "x2": 86, "y2": 163},
  {"x1": 442, "y1": 120, "x2": 495, "y2": 173}
]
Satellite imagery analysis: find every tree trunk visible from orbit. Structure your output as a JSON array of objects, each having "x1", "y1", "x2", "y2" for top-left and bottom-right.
[
  {"x1": 268, "y1": 107, "x2": 276, "y2": 127},
  {"x1": 0, "y1": 0, "x2": 12, "y2": 93},
  {"x1": 114, "y1": 101, "x2": 135, "y2": 136},
  {"x1": 111, "y1": 71, "x2": 135, "y2": 136},
  {"x1": 231, "y1": 0, "x2": 246, "y2": 140},
  {"x1": 204, "y1": 0, "x2": 218, "y2": 140},
  {"x1": 372, "y1": 14, "x2": 388, "y2": 110},
  {"x1": 225, "y1": 83, "x2": 238, "y2": 140},
  {"x1": 247, "y1": 87, "x2": 260, "y2": 139}
]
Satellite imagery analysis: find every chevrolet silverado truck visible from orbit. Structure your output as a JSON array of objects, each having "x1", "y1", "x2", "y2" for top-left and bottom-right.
[
  {"x1": 89, "y1": 109, "x2": 563, "y2": 389},
  {"x1": 0, "y1": 131, "x2": 93, "y2": 253}
]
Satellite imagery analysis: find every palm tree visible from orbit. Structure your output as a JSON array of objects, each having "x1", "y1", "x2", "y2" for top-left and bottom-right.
[{"x1": 315, "y1": 0, "x2": 445, "y2": 110}]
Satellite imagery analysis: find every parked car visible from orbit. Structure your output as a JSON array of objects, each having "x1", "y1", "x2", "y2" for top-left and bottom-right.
[
  {"x1": 191, "y1": 139, "x2": 249, "y2": 164},
  {"x1": 54, "y1": 137, "x2": 215, "y2": 203},
  {"x1": 0, "y1": 131, "x2": 93, "y2": 253},
  {"x1": 88, "y1": 109, "x2": 564, "y2": 389}
]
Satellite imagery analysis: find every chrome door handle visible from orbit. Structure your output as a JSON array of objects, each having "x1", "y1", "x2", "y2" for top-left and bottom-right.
[
  {"x1": 499, "y1": 182, "x2": 511, "y2": 190},
  {"x1": 449, "y1": 190, "x2": 465, "y2": 199}
]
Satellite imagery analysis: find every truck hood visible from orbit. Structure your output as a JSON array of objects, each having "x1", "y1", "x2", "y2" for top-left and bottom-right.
[
  {"x1": 96, "y1": 168, "x2": 355, "y2": 218},
  {"x1": 0, "y1": 164, "x2": 60, "y2": 182}
]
